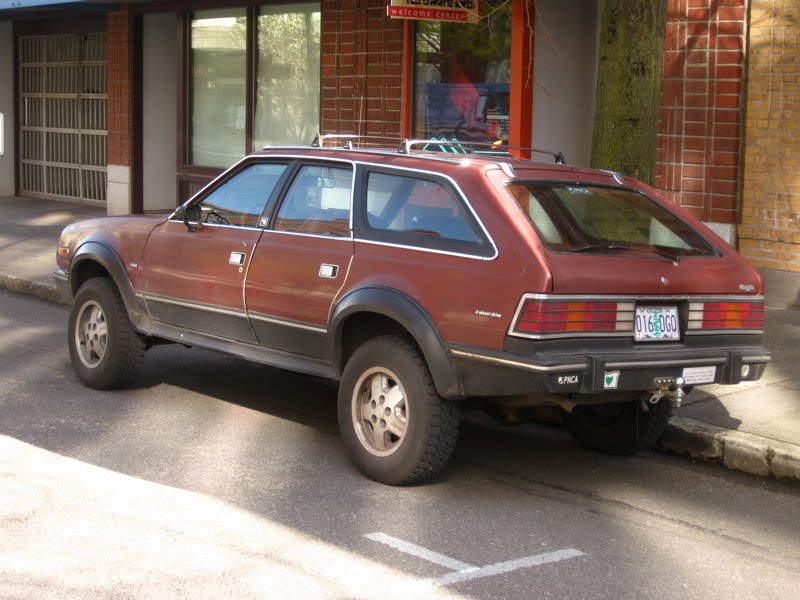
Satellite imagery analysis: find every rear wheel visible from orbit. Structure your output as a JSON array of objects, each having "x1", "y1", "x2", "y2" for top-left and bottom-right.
[
  {"x1": 68, "y1": 277, "x2": 145, "y2": 390},
  {"x1": 564, "y1": 394, "x2": 672, "y2": 455},
  {"x1": 338, "y1": 336, "x2": 459, "y2": 485}
]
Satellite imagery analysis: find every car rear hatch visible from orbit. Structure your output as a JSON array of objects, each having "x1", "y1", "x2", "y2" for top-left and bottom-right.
[{"x1": 499, "y1": 180, "x2": 769, "y2": 394}]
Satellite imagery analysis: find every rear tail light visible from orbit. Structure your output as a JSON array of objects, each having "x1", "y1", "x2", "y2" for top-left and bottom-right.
[
  {"x1": 513, "y1": 299, "x2": 635, "y2": 337},
  {"x1": 687, "y1": 301, "x2": 765, "y2": 332},
  {"x1": 511, "y1": 296, "x2": 766, "y2": 339}
]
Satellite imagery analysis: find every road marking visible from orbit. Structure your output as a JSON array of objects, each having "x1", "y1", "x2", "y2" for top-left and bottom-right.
[
  {"x1": 364, "y1": 532, "x2": 479, "y2": 573},
  {"x1": 365, "y1": 532, "x2": 585, "y2": 588},
  {"x1": 423, "y1": 549, "x2": 586, "y2": 587}
]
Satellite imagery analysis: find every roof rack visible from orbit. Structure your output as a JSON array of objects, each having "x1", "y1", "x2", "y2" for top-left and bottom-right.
[
  {"x1": 310, "y1": 133, "x2": 396, "y2": 150},
  {"x1": 307, "y1": 133, "x2": 566, "y2": 165},
  {"x1": 397, "y1": 138, "x2": 566, "y2": 164}
]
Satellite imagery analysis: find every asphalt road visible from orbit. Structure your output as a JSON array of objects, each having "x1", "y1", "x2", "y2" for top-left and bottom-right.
[{"x1": 1, "y1": 289, "x2": 799, "y2": 599}]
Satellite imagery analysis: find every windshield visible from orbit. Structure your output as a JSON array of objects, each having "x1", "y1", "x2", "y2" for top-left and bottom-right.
[{"x1": 506, "y1": 183, "x2": 718, "y2": 258}]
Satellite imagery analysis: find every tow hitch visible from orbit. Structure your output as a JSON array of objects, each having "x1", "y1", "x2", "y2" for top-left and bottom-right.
[{"x1": 650, "y1": 376, "x2": 686, "y2": 408}]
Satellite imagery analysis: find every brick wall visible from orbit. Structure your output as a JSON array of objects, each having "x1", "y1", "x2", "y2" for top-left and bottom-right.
[
  {"x1": 107, "y1": 6, "x2": 131, "y2": 167},
  {"x1": 320, "y1": 0, "x2": 404, "y2": 141},
  {"x1": 739, "y1": 0, "x2": 800, "y2": 273},
  {"x1": 656, "y1": 0, "x2": 747, "y2": 225}
]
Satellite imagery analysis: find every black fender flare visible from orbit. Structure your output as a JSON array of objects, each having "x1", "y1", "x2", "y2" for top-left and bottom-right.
[
  {"x1": 330, "y1": 287, "x2": 464, "y2": 399},
  {"x1": 70, "y1": 241, "x2": 152, "y2": 332}
]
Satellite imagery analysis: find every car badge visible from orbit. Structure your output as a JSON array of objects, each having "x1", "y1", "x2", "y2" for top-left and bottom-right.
[
  {"x1": 661, "y1": 277, "x2": 669, "y2": 286},
  {"x1": 739, "y1": 284, "x2": 755, "y2": 292}
]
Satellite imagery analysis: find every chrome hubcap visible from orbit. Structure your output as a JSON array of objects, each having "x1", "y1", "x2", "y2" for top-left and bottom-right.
[
  {"x1": 352, "y1": 368, "x2": 408, "y2": 457},
  {"x1": 75, "y1": 300, "x2": 108, "y2": 369}
]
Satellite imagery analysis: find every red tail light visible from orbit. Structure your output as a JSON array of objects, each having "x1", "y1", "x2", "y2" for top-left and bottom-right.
[
  {"x1": 513, "y1": 299, "x2": 634, "y2": 337},
  {"x1": 688, "y1": 301, "x2": 765, "y2": 331}
]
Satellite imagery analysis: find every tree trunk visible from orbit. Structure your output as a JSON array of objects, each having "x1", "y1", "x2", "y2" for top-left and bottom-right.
[{"x1": 591, "y1": 0, "x2": 665, "y2": 185}]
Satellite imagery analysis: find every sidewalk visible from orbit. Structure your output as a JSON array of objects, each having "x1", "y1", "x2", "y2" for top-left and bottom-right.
[{"x1": 1, "y1": 195, "x2": 798, "y2": 481}]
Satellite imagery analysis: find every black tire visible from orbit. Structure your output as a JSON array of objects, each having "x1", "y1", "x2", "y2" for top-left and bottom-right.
[
  {"x1": 68, "y1": 277, "x2": 145, "y2": 390},
  {"x1": 338, "y1": 335, "x2": 460, "y2": 485},
  {"x1": 564, "y1": 394, "x2": 672, "y2": 455}
]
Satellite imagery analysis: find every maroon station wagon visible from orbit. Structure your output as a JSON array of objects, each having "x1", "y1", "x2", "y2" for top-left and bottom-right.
[{"x1": 54, "y1": 138, "x2": 770, "y2": 485}]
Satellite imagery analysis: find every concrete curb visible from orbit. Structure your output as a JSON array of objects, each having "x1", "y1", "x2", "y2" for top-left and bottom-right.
[
  {"x1": 1, "y1": 275, "x2": 798, "y2": 483},
  {"x1": 660, "y1": 416, "x2": 800, "y2": 481},
  {"x1": 0, "y1": 274, "x2": 66, "y2": 305}
]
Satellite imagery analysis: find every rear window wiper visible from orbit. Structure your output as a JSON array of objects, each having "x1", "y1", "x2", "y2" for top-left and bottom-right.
[{"x1": 573, "y1": 243, "x2": 681, "y2": 264}]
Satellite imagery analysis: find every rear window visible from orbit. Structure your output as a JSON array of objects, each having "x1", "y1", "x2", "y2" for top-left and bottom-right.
[{"x1": 506, "y1": 183, "x2": 718, "y2": 258}]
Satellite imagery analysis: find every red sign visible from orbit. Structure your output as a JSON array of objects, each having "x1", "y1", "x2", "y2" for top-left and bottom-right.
[{"x1": 387, "y1": 0, "x2": 480, "y2": 24}]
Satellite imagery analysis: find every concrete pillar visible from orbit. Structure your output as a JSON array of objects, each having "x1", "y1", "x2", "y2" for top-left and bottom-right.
[
  {"x1": 142, "y1": 12, "x2": 177, "y2": 211},
  {"x1": 0, "y1": 22, "x2": 15, "y2": 196}
]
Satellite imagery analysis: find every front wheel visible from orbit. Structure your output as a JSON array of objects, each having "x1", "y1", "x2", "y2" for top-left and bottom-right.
[
  {"x1": 564, "y1": 394, "x2": 672, "y2": 455},
  {"x1": 68, "y1": 277, "x2": 145, "y2": 390},
  {"x1": 338, "y1": 336, "x2": 460, "y2": 485}
]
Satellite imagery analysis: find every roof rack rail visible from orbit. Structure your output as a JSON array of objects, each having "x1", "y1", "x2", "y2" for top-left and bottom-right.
[
  {"x1": 307, "y1": 133, "x2": 566, "y2": 165},
  {"x1": 311, "y1": 133, "x2": 397, "y2": 150},
  {"x1": 398, "y1": 138, "x2": 566, "y2": 164}
]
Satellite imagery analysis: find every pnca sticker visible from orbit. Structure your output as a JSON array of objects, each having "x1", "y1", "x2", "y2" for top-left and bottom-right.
[{"x1": 603, "y1": 371, "x2": 620, "y2": 389}]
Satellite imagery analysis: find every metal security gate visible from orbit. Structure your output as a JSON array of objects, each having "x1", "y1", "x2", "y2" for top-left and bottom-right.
[{"x1": 18, "y1": 33, "x2": 107, "y2": 205}]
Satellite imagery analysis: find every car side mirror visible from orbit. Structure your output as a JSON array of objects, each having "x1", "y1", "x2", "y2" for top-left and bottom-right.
[{"x1": 175, "y1": 204, "x2": 200, "y2": 232}]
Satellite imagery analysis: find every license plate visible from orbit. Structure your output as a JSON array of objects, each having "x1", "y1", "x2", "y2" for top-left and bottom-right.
[{"x1": 634, "y1": 306, "x2": 680, "y2": 341}]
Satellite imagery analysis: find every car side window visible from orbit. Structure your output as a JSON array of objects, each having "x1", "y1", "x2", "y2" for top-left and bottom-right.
[
  {"x1": 197, "y1": 163, "x2": 288, "y2": 227},
  {"x1": 366, "y1": 171, "x2": 481, "y2": 244},
  {"x1": 273, "y1": 165, "x2": 353, "y2": 237}
]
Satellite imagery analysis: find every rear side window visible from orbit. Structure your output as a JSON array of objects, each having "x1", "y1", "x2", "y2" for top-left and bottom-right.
[
  {"x1": 506, "y1": 183, "x2": 718, "y2": 258},
  {"x1": 366, "y1": 171, "x2": 482, "y2": 245},
  {"x1": 273, "y1": 165, "x2": 353, "y2": 237}
]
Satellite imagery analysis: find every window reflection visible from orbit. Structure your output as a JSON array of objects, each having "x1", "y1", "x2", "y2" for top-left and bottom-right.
[
  {"x1": 189, "y1": 4, "x2": 321, "y2": 168},
  {"x1": 274, "y1": 165, "x2": 353, "y2": 237},
  {"x1": 198, "y1": 163, "x2": 288, "y2": 227},
  {"x1": 367, "y1": 172, "x2": 481, "y2": 244},
  {"x1": 254, "y1": 3, "x2": 321, "y2": 149},
  {"x1": 190, "y1": 9, "x2": 247, "y2": 168},
  {"x1": 414, "y1": 1, "x2": 511, "y2": 146}
]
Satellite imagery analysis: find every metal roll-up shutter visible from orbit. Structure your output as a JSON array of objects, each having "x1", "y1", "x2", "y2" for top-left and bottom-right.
[{"x1": 18, "y1": 32, "x2": 107, "y2": 205}]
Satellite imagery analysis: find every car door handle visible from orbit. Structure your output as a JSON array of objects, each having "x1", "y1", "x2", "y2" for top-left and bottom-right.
[
  {"x1": 229, "y1": 251, "x2": 246, "y2": 266},
  {"x1": 319, "y1": 264, "x2": 339, "y2": 278}
]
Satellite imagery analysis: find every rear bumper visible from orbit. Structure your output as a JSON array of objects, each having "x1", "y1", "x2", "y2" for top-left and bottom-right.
[{"x1": 449, "y1": 343, "x2": 770, "y2": 397}]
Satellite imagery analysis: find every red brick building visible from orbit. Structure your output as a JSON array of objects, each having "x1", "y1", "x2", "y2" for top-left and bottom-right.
[{"x1": 0, "y1": 0, "x2": 797, "y2": 305}]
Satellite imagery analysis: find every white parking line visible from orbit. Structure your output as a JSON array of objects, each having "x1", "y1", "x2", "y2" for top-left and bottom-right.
[
  {"x1": 364, "y1": 532, "x2": 479, "y2": 573},
  {"x1": 365, "y1": 532, "x2": 585, "y2": 588},
  {"x1": 423, "y1": 549, "x2": 586, "y2": 587}
]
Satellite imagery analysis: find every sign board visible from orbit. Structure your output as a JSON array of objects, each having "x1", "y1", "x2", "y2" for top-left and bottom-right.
[
  {"x1": 0, "y1": 1, "x2": 90, "y2": 8},
  {"x1": 387, "y1": 0, "x2": 480, "y2": 24}
]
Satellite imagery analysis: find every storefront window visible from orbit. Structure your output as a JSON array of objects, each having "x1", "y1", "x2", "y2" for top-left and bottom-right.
[
  {"x1": 254, "y1": 3, "x2": 320, "y2": 149},
  {"x1": 190, "y1": 8, "x2": 247, "y2": 168},
  {"x1": 414, "y1": 2, "x2": 512, "y2": 146},
  {"x1": 188, "y1": 4, "x2": 321, "y2": 168}
]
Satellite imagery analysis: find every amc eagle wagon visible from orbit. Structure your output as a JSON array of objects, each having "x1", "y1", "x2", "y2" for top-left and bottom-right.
[{"x1": 55, "y1": 137, "x2": 770, "y2": 484}]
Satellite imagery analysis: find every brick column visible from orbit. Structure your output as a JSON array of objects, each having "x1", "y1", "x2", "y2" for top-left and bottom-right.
[
  {"x1": 320, "y1": 0, "x2": 404, "y2": 142},
  {"x1": 655, "y1": 0, "x2": 747, "y2": 243},
  {"x1": 741, "y1": 0, "x2": 800, "y2": 266},
  {"x1": 739, "y1": 0, "x2": 800, "y2": 304},
  {"x1": 107, "y1": 6, "x2": 133, "y2": 215}
]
